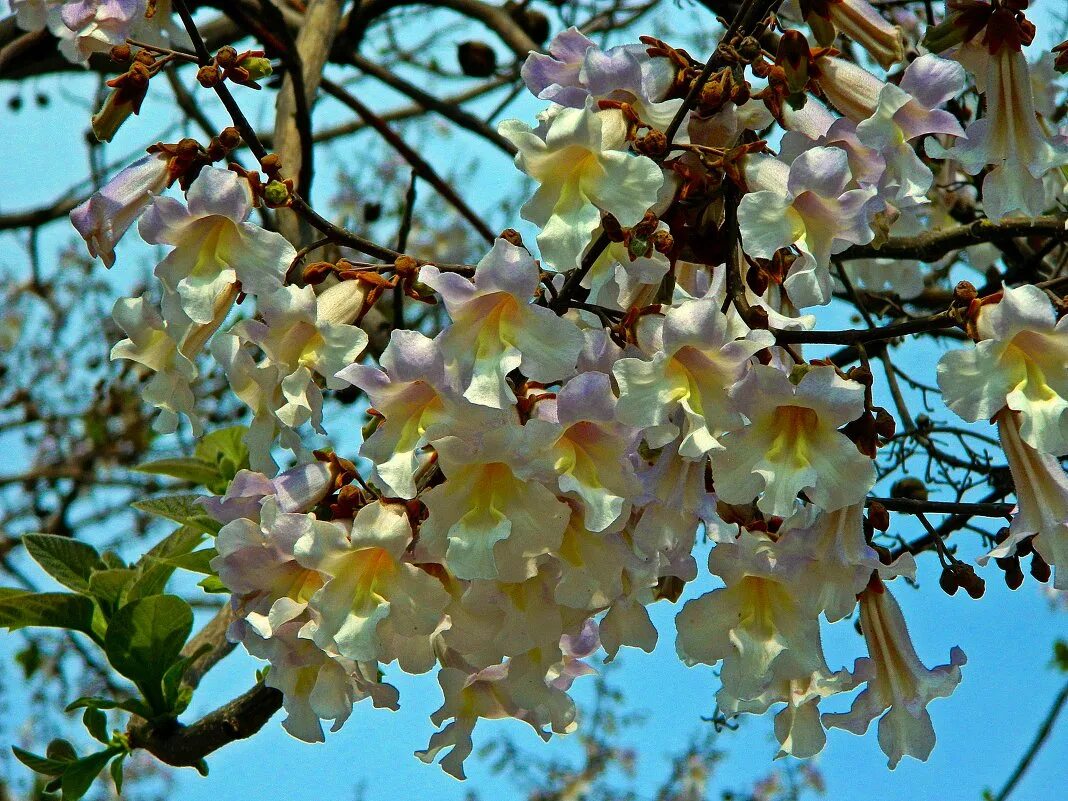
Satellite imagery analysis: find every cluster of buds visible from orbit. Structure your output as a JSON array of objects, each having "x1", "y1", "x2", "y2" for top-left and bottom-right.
[
  {"x1": 198, "y1": 45, "x2": 273, "y2": 89},
  {"x1": 144, "y1": 127, "x2": 243, "y2": 190},
  {"x1": 91, "y1": 45, "x2": 159, "y2": 142}
]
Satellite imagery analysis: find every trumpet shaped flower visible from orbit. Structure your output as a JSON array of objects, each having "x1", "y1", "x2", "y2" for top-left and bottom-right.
[
  {"x1": 499, "y1": 103, "x2": 665, "y2": 271},
  {"x1": 939, "y1": 284, "x2": 1068, "y2": 456},
  {"x1": 139, "y1": 167, "x2": 293, "y2": 324},
  {"x1": 613, "y1": 297, "x2": 773, "y2": 457},
  {"x1": 823, "y1": 578, "x2": 966, "y2": 768},
  {"x1": 295, "y1": 501, "x2": 450, "y2": 673},
  {"x1": 418, "y1": 420, "x2": 570, "y2": 581},
  {"x1": 235, "y1": 282, "x2": 368, "y2": 433},
  {"x1": 71, "y1": 153, "x2": 169, "y2": 268},
  {"x1": 989, "y1": 410, "x2": 1068, "y2": 590},
  {"x1": 539, "y1": 372, "x2": 642, "y2": 532},
  {"x1": 676, "y1": 532, "x2": 829, "y2": 701},
  {"x1": 927, "y1": 47, "x2": 1068, "y2": 220},
  {"x1": 521, "y1": 27, "x2": 683, "y2": 129},
  {"x1": 738, "y1": 148, "x2": 877, "y2": 307},
  {"x1": 709, "y1": 365, "x2": 874, "y2": 518},
  {"x1": 421, "y1": 239, "x2": 583, "y2": 409}
]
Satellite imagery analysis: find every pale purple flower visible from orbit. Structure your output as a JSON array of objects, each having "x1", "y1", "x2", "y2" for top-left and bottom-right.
[{"x1": 70, "y1": 153, "x2": 169, "y2": 268}]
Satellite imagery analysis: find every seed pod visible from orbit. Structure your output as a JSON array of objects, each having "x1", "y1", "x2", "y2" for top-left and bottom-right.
[
  {"x1": 939, "y1": 566, "x2": 959, "y2": 596},
  {"x1": 457, "y1": 41, "x2": 497, "y2": 77},
  {"x1": 1030, "y1": 553, "x2": 1052, "y2": 583}
]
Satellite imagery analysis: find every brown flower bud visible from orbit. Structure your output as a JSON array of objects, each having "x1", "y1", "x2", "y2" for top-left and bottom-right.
[
  {"x1": 110, "y1": 44, "x2": 132, "y2": 63},
  {"x1": 1003, "y1": 557, "x2": 1025, "y2": 590},
  {"x1": 175, "y1": 138, "x2": 201, "y2": 159},
  {"x1": 1030, "y1": 553, "x2": 1052, "y2": 582},
  {"x1": 260, "y1": 153, "x2": 282, "y2": 174},
  {"x1": 218, "y1": 126, "x2": 242, "y2": 149},
  {"x1": 874, "y1": 406, "x2": 896, "y2": 439},
  {"x1": 953, "y1": 280, "x2": 978, "y2": 305},
  {"x1": 939, "y1": 566, "x2": 959, "y2": 596},
  {"x1": 499, "y1": 228, "x2": 524, "y2": 247},
  {"x1": 849, "y1": 365, "x2": 873, "y2": 386},
  {"x1": 601, "y1": 213, "x2": 625, "y2": 242},
  {"x1": 216, "y1": 45, "x2": 239, "y2": 69},
  {"x1": 303, "y1": 261, "x2": 336, "y2": 285},
  {"x1": 650, "y1": 229, "x2": 674, "y2": 254},
  {"x1": 957, "y1": 565, "x2": 986, "y2": 599},
  {"x1": 633, "y1": 211, "x2": 658, "y2": 237},
  {"x1": 197, "y1": 65, "x2": 222, "y2": 88},
  {"x1": 636, "y1": 129, "x2": 668, "y2": 158},
  {"x1": 867, "y1": 501, "x2": 890, "y2": 532}
]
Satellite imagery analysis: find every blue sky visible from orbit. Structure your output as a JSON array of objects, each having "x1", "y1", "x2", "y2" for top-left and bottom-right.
[{"x1": 1, "y1": 1, "x2": 1067, "y2": 799}]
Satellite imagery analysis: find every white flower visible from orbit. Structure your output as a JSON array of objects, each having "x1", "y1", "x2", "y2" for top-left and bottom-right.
[
  {"x1": 295, "y1": 501, "x2": 450, "y2": 673},
  {"x1": 499, "y1": 102, "x2": 665, "y2": 271},
  {"x1": 709, "y1": 365, "x2": 874, "y2": 519},
  {"x1": 926, "y1": 47, "x2": 1068, "y2": 220},
  {"x1": 937, "y1": 283, "x2": 1068, "y2": 456},
  {"x1": 823, "y1": 578, "x2": 966, "y2": 768},
  {"x1": 418, "y1": 420, "x2": 570, "y2": 581},
  {"x1": 139, "y1": 167, "x2": 294, "y2": 324},
  {"x1": 613, "y1": 296, "x2": 773, "y2": 457},
  {"x1": 988, "y1": 410, "x2": 1068, "y2": 590},
  {"x1": 421, "y1": 239, "x2": 583, "y2": 409},
  {"x1": 235, "y1": 282, "x2": 368, "y2": 434},
  {"x1": 738, "y1": 148, "x2": 877, "y2": 307}
]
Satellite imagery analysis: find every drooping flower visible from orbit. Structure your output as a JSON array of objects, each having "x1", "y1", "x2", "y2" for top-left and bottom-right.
[
  {"x1": 676, "y1": 531, "x2": 830, "y2": 701},
  {"x1": 823, "y1": 577, "x2": 966, "y2": 768},
  {"x1": 987, "y1": 409, "x2": 1068, "y2": 590},
  {"x1": 499, "y1": 102, "x2": 665, "y2": 271},
  {"x1": 295, "y1": 501, "x2": 450, "y2": 673},
  {"x1": 738, "y1": 147, "x2": 877, "y2": 307},
  {"x1": 420, "y1": 238, "x2": 583, "y2": 409},
  {"x1": 110, "y1": 292, "x2": 200, "y2": 434},
  {"x1": 926, "y1": 45, "x2": 1068, "y2": 219},
  {"x1": 199, "y1": 460, "x2": 334, "y2": 524},
  {"x1": 613, "y1": 296, "x2": 773, "y2": 456},
  {"x1": 417, "y1": 420, "x2": 570, "y2": 581},
  {"x1": 538, "y1": 372, "x2": 642, "y2": 532},
  {"x1": 938, "y1": 283, "x2": 1068, "y2": 456},
  {"x1": 139, "y1": 167, "x2": 293, "y2": 324},
  {"x1": 71, "y1": 153, "x2": 170, "y2": 268},
  {"x1": 709, "y1": 365, "x2": 875, "y2": 518},
  {"x1": 797, "y1": 0, "x2": 905, "y2": 69},
  {"x1": 235, "y1": 282, "x2": 369, "y2": 433}
]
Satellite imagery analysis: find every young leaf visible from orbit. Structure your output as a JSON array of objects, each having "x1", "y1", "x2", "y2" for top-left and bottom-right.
[
  {"x1": 82, "y1": 706, "x2": 109, "y2": 744},
  {"x1": 136, "y1": 457, "x2": 220, "y2": 487},
  {"x1": 194, "y1": 425, "x2": 250, "y2": 484},
  {"x1": 0, "y1": 589, "x2": 97, "y2": 638},
  {"x1": 22, "y1": 535, "x2": 104, "y2": 594},
  {"x1": 109, "y1": 754, "x2": 126, "y2": 794},
  {"x1": 153, "y1": 547, "x2": 218, "y2": 575},
  {"x1": 131, "y1": 495, "x2": 221, "y2": 536},
  {"x1": 198, "y1": 575, "x2": 229, "y2": 593},
  {"x1": 88, "y1": 568, "x2": 137, "y2": 612},
  {"x1": 11, "y1": 746, "x2": 69, "y2": 777},
  {"x1": 61, "y1": 749, "x2": 117, "y2": 801},
  {"x1": 103, "y1": 595, "x2": 193, "y2": 714}
]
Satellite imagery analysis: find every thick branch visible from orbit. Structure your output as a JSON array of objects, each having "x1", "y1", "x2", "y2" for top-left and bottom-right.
[
  {"x1": 839, "y1": 216, "x2": 1068, "y2": 263},
  {"x1": 126, "y1": 682, "x2": 282, "y2": 768}
]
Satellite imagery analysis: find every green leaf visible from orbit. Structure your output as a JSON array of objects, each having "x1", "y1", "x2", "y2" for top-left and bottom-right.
[
  {"x1": 88, "y1": 568, "x2": 137, "y2": 612},
  {"x1": 194, "y1": 425, "x2": 250, "y2": 487},
  {"x1": 154, "y1": 547, "x2": 218, "y2": 575},
  {"x1": 46, "y1": 739, "x2": 78, "y2": 762},
  {"x1": 110, "y1": 754, "x2": 125, "y2": 794},
  {"x1": 132, "y1": 495, "x2": 220, "y2": 536},
  {"x1": 66, "y1": 697, "x2": 119, "y2": 712},
  {"x1": 11, "y1": 746, "x2": 69, "y2": 777},
  {"x1": 61, "y1": 749, "x2": 117, "y2": 801},
  {"x1": 162, "y1": 643, "x2": 211, "y2": 712},
  {"x1": 198, "y1": 575, "x2": 229, "y2": 593},
  {"x1": 82, "y1": 707, "x2": 109, "y2": 744},
  {"x1": 136, "y1": 457, "x2": 220, "y2": 487},
  {"x1": 104, "y1": 595, "x2": 193, "y2": 714},
  {"x1": 0, "y1": 589, "x2": 97, "y2": 638},
  {"x1": 22, "y1": 534, "x2": 104, "y2": 594}
]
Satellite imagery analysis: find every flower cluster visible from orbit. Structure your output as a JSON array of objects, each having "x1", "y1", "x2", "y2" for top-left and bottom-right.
[{"x1": 71, "y1": 0, "x2": 1068, "y2": 785}]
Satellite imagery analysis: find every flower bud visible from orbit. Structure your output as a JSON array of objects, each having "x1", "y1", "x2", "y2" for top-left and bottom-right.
[
  {"x1": 216, "y1": 45, "x2": 239, "y2": 69},
  {"x1": 239, "y1": 57, "x2": 273, "y2": 82},
  {"x1": 263, "y1": 179, "x2": 290, "y2": 206},
  {"x1": 891, "y1": 476, "x2": 928, "y2": 501},
  {"x1": 197, "y1": 64, "x2": 222, "y2": 87},
  {"x1": 457, "y1": 41, "x2": 497, "y2": 77}
]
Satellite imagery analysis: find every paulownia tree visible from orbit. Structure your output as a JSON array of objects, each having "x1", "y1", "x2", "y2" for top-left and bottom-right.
[{"x1": 1, "y1": 0, "x2": 1067, "y2": 798}]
